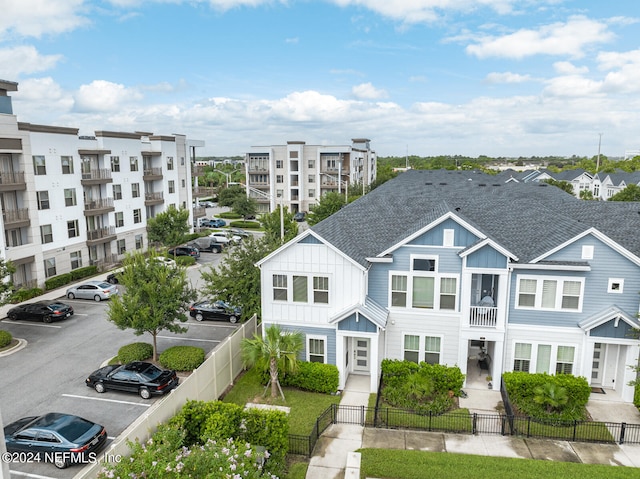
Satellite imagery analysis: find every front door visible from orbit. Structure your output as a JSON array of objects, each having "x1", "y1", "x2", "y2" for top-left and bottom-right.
[
  {"x1": 353, "y1": 338, "x2": 370, "y2": 373},
  {"x1": 591, "y1": 343, "x2": 603, "y2": 386}
]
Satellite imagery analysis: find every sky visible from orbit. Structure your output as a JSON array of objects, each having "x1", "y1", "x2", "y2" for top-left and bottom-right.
[{"x1": 1, "y1": 1, "x2": 639, "y2": 159}]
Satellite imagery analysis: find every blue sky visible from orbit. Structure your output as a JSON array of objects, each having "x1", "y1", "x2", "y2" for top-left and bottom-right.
[{"x1": 1, "y1": 1, "x2": 639, "y2": 158}]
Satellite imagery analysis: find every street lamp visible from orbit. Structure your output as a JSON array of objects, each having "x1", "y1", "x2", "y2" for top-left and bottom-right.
[{"x1": 231, "y1": 182, "x2": 284, "y2": 243}]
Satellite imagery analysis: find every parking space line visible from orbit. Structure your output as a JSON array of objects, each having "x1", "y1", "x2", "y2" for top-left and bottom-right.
[
  {"x1": 62, "y1": 394, "x2": 151, "y2": 407},
  {"x1": 0, "y1": 322, "x2": 62, "y2": 328},
  {"x1": 9, "y1": 470, "x2": 59, "y2": 479},
  {"x1": 185, "y1": 322, "x2": 238, "y2": 329},
  {"x1": 157, "y1": 335, "x2": 221, "y2": 343}
]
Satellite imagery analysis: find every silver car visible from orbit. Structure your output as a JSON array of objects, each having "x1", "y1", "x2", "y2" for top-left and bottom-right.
[{"x1": 66, "y1": 281, "x2": 119, "y2": 302}]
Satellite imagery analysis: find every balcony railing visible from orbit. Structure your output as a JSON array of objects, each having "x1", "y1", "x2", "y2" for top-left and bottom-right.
[
  {"x1": 84, "y1": 197, "x2": 114, "y2": 211},
  {"x1": 81, "y1": 169, "x2": 112, "y2": 182},
  {"x1": 193, "y1": 206, "x2": 206, "y2": 218},
  {"x1": 145, "y1": 192, "x2": 164, "y2": 203},
  {"x1": 192, "y1": 165, "x2": 205, "y2": 176},
  {"x1": 143, "y1": 167, "x2": 163, "y2": 178},
  {"x1": 193, "y1": 186, "x2": 216, "y2": 197},
  {"x1": 2, "y1": 208, "x2": 29, "y2": 224},
  {"x1": 469, "y1": 306, "x2": 498, "y2": 327},
  {"x1": 0, "y1": 171, "x2": 26, "y2": 188},
  {"x1": 86, "y1": 226, "x2": 116, "y2": 242}
]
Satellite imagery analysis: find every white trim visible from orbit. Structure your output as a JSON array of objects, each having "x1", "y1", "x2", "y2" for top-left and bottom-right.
[
  {"x1": 458, "y1": 237, "x2": 518, "y2": 262},
  {"x1": 508, "y1": 340, "x2": 578, "y2": 375},
  {"x1": 388, "y1": 268, "x2": 460, "y2": 312},
  {"x1": 306, "y1": 334, "x2": 327, "y2": 363},
  {"x1": 402, "y1": 332, "x2": 443, "y2": 364},
  {"x1": 515, "y1": 274, "x2": 584, "y2": 312},
  {"x1": 582, "y1": 245, "x2": 594, "y2": 260},
  {"x1": 607, "y1": 278, "x2": 624, "y2": 294}
]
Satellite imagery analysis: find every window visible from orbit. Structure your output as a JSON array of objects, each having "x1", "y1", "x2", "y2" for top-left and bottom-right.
[
  {"x1": 412, "y1": 277, "x2": 435, "y2": 308},
  {"x1": 443, "y1": 229, "x2": 454, "y2": 247},
  {"x1": 44, "y1": 258, "x2": 56, "y2": 277},
  {"x1": 293, "y1": 276, "x2": 308, "y2": 302},
  {"x1": 391, "y1": 275, "x2": 407, "y2": 307},
  {"x1": 536, "y1": 345, "x2": 551, "y2": 373},
  {"x1": 40, "y1": 224, "x2": 53, "y2": 243},
  {"x1": 308, "y1": 336, "x2": 326, "y2": 363},
  {"x1": 167, "y1": 156, "x2": 174, "y2": 170},
  {"x1": 608, "y1": 278, "x2": 624, "y2": 293},
  {"x1": 181, "y1": 179, "x2": 186, "y2": 188},
  {"x1": 130, "y1": 156, "x2": 138, "y2": 171},
  {"x1": 276, "y1": 189, "x2": 283, "y2": 198},
  {"x1": 276, "y1": 160, "x2": 283, "y2": 168},
  {"x1": 33, "y1": 155, "x2": 46, "y2": 175},
  {"x1": 403, "y1": 335, "x2": 442, "y2": 364},
  {"x1": 110, "y1": 156, "x2": 120, "y2": 172},
  {"x1": 313, "y1": 276, "x2": 329, "y2": 303},
  {"x1": 61, "y1": 156, "x2": 74, "y2": 174},
  {"x1": 308, "y1": 189, "x2": 315, "y2": 198},
  {"x1": 582, "y1": 245, "x2": 594, "y2": 260},
  {"x1": 115, "y1": 212, "x2": 124, "y2": 227},
  {"x1": 131, "y1": 183, "x2": 140, "y2": 198},
  {"x1": 276, "y1": 175, "x2": 284, "y2": 183},
  {"x1": 70, "y1": 251, "x2": 82, "y2": 269},
  {"x1": 168, "y1": 180, "x2": 175, "y2": 193},
  {"x1": 273, "y1": 274, "x2": 287, "y2": 301},
  {"x1": 404, "y1": 335, "x2": 420, "y2": 363},
  {"x1": 424, "y1": 336, "x2": 441, "y2": 364},
  {"x1": 556, "y1": 346, "x2": 575, "y2": 374},
  {"x1": 67, "y1": 220, "x2": 79, "y2": 238},
  {"x1": 308, "y1": 160, "x2": 315, "y2": 169},
  {"x1": 133, "y1": 208, "x2": 142, "y2": 224},
  {"x1": 117, "y1": 239, "x2": 126, "y2": 255},
  {"x1": 308, "y1": 174, "x2": 315, "y2": 183},
  {"x1": 112, "y1": 184, "x2": 122, "y2": 200},
  {"x1": 440, "y1": 278, "x2": 457, "y2": 310},
  {"x1": 513, "y1": 343, "x2": 531, "y2": 372},
  {"x1": 37, "y1": 191, "x2": 50, "y2": 210},
  {"x1": 516, "y1": 276, "x2": 583, "y2": 311},
  {"x1": 64, "y1": 188, "x2": 77, "y2": 206},
  {"x1": 180, "y1": 156, "x2": 185, "y2": 166},
  {"x1": 413, "y1": 257, "x2": 436, "y2": 271},
  {"x1": 135, "y1": 234, "x2": 143, "y2": 249}
]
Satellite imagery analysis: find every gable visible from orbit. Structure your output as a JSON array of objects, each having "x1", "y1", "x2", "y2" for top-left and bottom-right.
[
  {"x1": 337, "y1": 313, "x2": 378, "y2": 333},
  {"x1": 590, "y1": 319, "x2": 636, "y2": 339},
  {"x1": 466, "y1": 244, "x2": 508, "y2": 269},
  {"x1": 406, "y1": 217, "x2": 479, "y2": 248}
]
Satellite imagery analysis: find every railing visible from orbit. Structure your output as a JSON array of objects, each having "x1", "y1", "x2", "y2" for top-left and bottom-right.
[
  {"x1": 84, "y1": 197, "x2": 114, "y2": 211},
  {"x1": 81, "y1": 169, "x2": 112, "y2": 181},
  {"x1": 193, "y1": 206, "x2": 206, "y2": 217},
  {"x1": 469, "y1": 306, "x2": 498, "y2": 327},
  {"x1": 192, "y1": 165, "x2": 205, "y2": 176},
  {"x1": 145, "y1": 192, "x2": 164, "y2": 202},
  {"x1": 143, "y1": 167, "x2": 163, "y2": 177},
  {"x1": 89, "y1": 254, "x2": 119, "y2": 271},
  {"x1": 86, "y1": 226, "x2": 116, "y2": 241},
  {"x1": 0, "y1": 170, "x2": 25, "y2": 185},
  {"x1": 2, "y1": 208, "x2": 29, "y2": 224},
  {"x1": 193, "y1": 186, "x2": 216, "y2": 197}
]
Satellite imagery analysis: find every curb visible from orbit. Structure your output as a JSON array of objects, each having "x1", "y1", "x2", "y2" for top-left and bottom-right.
[{"x1": 0, "y1": 337, "x2": 27, "y2": 357}]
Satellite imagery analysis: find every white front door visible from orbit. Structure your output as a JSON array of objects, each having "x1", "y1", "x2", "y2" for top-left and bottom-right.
[
  {"x1": 353, "y1": 338, "x2": 370, "y2": 373},
  {"x1": 603, "y1": 344, "x2": 619, "y2": 389},
  {"x1": 591, "y1": 343, "x2": 603, "y2": 386}
]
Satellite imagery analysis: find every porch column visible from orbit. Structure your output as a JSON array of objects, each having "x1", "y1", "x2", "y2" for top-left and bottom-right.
[
  {"x1": 490, "y1": 339, "x2": 504, "y2": 391},
  {"x1": 336, "y1": 333, "x2": 346, "y2": 391}
]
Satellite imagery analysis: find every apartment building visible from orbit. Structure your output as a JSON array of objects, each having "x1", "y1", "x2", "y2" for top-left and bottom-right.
[
  {"x1": 245, "y1": 139, "x2": 377, "y2": 214},
  {"x1": 0, "y1": 80, "x2": 203, "y2": 289}
]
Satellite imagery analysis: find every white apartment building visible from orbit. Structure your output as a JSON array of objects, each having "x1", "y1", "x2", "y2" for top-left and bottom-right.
[
  {"x1": 0, "y1": 80, "x2": 203, "y2": 289},
  {"x1": 245, "y1": 139, "x2": 377, "y2": 213}
]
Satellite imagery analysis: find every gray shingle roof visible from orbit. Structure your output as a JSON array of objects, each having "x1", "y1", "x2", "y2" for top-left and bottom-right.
[{"x1": 311, "y1": 169, "x2": 640, "y2": 267}]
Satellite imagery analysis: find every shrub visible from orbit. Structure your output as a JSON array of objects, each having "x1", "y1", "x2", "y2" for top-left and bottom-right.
[
  {"x1": 118, "y1": 342, "x2": 153, "y2": 363},
  {"x1": 183, "y1": 232, "x2": 201, "y2": 242},
  {"x1": 69, "y1": 265, "x2": 98, "y2": 280},
  {"x1": 159, "y1": 345, "x2": 205, "y2": 371},
  {"x1": 174, "y1": 256, "x2": 196, "y2": 267},
  {"x1": 635, "y1": 382, "x2": 640, "y2": 409},
  {"x1": 44, "y1": 273, "x2": 72, "y2": 290},
  {"x1": 9, "y1": 287, "x2": 43, "y2": 303},
  {"x1": 230, "y1": 220, "x2": 261, "y2": 229},
  {"x1": 280, "y1": 361, "x2": 339, "y2": 394},
  {"x1": 219, "y1": 212, "x2": 242, "y2": 219},
  {"x1": 0, "y1": 330, "x2": 12, "y2": 348}
]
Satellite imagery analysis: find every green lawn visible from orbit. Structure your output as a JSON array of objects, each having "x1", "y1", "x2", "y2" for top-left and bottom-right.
[{"x1": 359, "y1": 449, "x2": 640, "y2": 479}]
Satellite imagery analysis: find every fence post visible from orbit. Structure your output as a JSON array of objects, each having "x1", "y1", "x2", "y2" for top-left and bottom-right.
[
  {"x1": 361, "y1": 405, "x2": 365, "y2": 426},
  {"x1": 472, "y1": 413, "x2": 477, "y2": 435},
  {"x1": 572, "y1": 420, "x2": 577, "y2": 442},
  {"x1": 620, "y1": 423, "x2": 626, "y2": 445}
]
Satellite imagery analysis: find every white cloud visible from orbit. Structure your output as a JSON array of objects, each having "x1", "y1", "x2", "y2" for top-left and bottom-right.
[
  {"x1": 0, "y1": 46, "x2": 63, "y2": 78},
  {"x1": 466, "y1": 16, "x2": 614, "y2": 59},
  {"x1": 553, "y1": 61, "x2": 589, "y2": 75},
  {"x1": 485, "y1": 72, "x2": 532, "y2": 84},
  {"x1": 285, "y1": 37, "x2": 299, "y2": 44},
  {"x1": 543, "y1": 75, "x2": 602, "y2": 98},
  {"x1": 73, "y1": 80, "x2": 144, "y2": 113},
  {"x1": 352, "y1": 82, "x2": 388, "y2": 99},
  {"x1": 0, "y1": 0, "x2": 88, "y2": 39},
  {"x1": 597, "y1": 49, "x2": 640, "y2": 70}
]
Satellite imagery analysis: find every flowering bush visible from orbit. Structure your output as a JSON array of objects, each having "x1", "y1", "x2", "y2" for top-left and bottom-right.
[{"x1": 98, "y1": 425, "x2": 278, "y2": 479}]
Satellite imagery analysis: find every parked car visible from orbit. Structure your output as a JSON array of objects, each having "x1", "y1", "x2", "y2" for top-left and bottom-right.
[
  {"x1": 4, "y1": 413, "x2": 107, "y2": 469},
  {"x1": 193, "y1": 217, "x2": 210, "y2": 227},
  {"x1": 168, "y1": 246, "x2": 200, "y2": 259},
  {"x1": 147, "y1": 257, "x2": 177, "y2": 268},
  {"x1": 66, "y1": 281, "x2": 119, "y2": 302},
  {"x1": 203, "y1": 218, "x2": 226, "y2": 228},
  {"x1": 85, "y1": 361, "x2": 179, "y2": 399},
  {"x1": 209, "y1": 231, "x2": 241, "y2": 245},
  {"x1": 294, "y1": 211, "x2": 306, "y2": 222},
  {"x1": 229, "y1": 228, "x2": 250, "y2": 239},
  {"x1": 189, "y1": 300, "x2": 242, "y2": 323},
  {"x1": 188, "y1": 237, "x2": 224, "y2": 253},
  {"x1": 7, "y1": 301, "x2": 74, "y2": 323},
  {"x1": 105, "y1": 272, "x2": 119, "y2": 284}
]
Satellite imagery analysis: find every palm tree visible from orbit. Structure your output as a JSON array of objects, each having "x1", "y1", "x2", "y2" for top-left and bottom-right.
[
  {"x1": 533, "y1": 382, "x2": 569, "y2": 414},
  {"x1": 241, "y1": 324, "x2": 304, "y2": 400}
]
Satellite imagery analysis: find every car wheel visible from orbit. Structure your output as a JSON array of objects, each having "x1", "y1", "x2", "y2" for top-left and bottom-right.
[
  {"x1": 195, "y1": 313, "x2": 204, "y2": 321},
  {"x1": 94, "y1": 295, "x2": 102, "y2": 302},
  {"x1": 43, "y1": 316, "x2": 52, "y2": 323},
  {"x1": 8, "y1": 312, "x2": 18, "y2": 320},
  {"x1": 67, "y1": 292, "x2": 75, "y2": 299},
  {"x1": 94, "y1": 382, "x2": 106, "y2": 393},
  {"x1": 229, "y1": 315, "x2": 238, "y2": 324},
  {"x1": 54, "y1": 455, "x2": 68, "y2": 469},
  {"x1": 139, "y1": 387, "x2": 151, "y2": 399}
]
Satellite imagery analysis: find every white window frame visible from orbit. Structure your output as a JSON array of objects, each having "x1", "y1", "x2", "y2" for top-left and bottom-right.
[
  {"x1": 292, "y1": 275, "x2": 308, "y2": 303},
  {"x1": 115, "y1": 211, "x2": 124, "y2": 228},
  {"x1": 443, "y1": 229, "x2": 454, "y2": 247},
  {"x1": 306, "y1": 335, "x2": 327, "y2": 363},
  {"x1": 515, "y1": 275, "x2": 584, "y2": 312},
  {"x1": 510, "y1": 341, "x2": 577, "y2": 375},
  {"x1": 581, "y1": 245, "x2": 594, "y2": 260},
  {"x1": 513, "y1": 343, "x2": 531, "y2": 372},
  {"x1": 608, "y1": 278, "x2": 624, "y2": 294},
  {"x1": 403, "y1": 333, "x2": 442, "y2": 365},
  {"x1": 273, "y1": 274, "x2": 287, "y2": 301},
  {"x1": 313, "y1": 276, "x2": 329, "y2": 304}
]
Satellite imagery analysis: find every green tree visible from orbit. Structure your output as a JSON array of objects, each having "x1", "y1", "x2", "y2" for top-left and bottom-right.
[
  {"x1": 306, "y1": 191, "x2": 345, "y2": 226},
  {"x1": 106, "y1": 251, "x2": 197, "y2": 361},
  {"x1": 609, "y1": 184, "x2": 640, "y2": 202},
  {"x1": 0, "y1": 259, "x2": 15, "y2": 305},
  {"x1": 543, "y1": 178, "x2": 574, "y2": 195},
  {"x1": 579, "y1": 189, "x2": 594, "y2": 200},
  {"x1": 218, "y1": 185, "x2": 245, "y2": 207},
  {"x1": 232, "y1": 195, "x2": 258, "y2": 220},
  {"x1": 146, "y1": 206, "x2": 190, "y2": 248},
  {"x1": 259, "y1": 205, "x2": 298, "y2": 244},
  {"x1": 200, "y1": 235, "x2": 276, "y2": 320},
  {"x1": 241, "y1": 324, "x2": 304, "y2": 399},
  {"x1": 533, "y1": 382, "x2": 569, "y2": 414}
]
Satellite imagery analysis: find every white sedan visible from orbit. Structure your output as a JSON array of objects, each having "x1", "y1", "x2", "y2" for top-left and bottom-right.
[{"x1": 209, "y1": 232, "x2": 242, "y2": 245}]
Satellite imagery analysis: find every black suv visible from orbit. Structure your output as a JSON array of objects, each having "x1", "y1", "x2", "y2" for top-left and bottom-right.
[{"x1": 168, "y1": 246, "x2": 200, "y2": 259}]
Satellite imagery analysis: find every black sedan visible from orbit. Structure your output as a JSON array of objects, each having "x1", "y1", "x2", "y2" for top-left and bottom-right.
[
  {"x1": 7, "y1": 301, "x2": 74, "y2": 323},
  {"x1": 189, "y1": 300, "x2": 242, "y2": 323},
  {"x1": 4, "y1": 413, "x2": 107, "y2": 469},
  {"x1": 168, "y1": 246, "x2": 200, "y2": 259},
  {"x1": 85, "y1": 361, "x2": 179, "y2": 399}
]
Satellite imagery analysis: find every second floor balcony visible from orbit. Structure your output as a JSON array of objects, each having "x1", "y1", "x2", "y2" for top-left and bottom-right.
[
  {"x1": 0, "y1": 171, "x2": 26, "y2": 191},
  {"x1": 2, "y1": 208, "x2": 29, "y2": 227},
  {"x1": 469, "y1": 306, "x2": 499, "y2": 328},
  {"x1": 145, "y1": 192, "x2": 164, "y2": 205},
  {"x1": 143, "y1": 167, "x2": 163, "y2": 180},
  {"x1": 86, "y1": 226, "x2": 116, "y2": 246}
]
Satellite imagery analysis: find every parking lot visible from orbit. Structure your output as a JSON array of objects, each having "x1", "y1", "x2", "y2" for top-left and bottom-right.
[{"x1": 0, "y1": 251, "x2": 236, "y2": 478}]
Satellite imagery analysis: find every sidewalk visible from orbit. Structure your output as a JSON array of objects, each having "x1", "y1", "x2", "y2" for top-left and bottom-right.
[{"x1": 305, "y1": 376, "x2": 640, "y2": 479}]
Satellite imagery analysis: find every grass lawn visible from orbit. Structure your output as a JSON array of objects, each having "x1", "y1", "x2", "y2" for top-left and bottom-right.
[
  {"x1": 359, "y1": 449, "x2": 640, "y2": 479},
  {"x1": 222, "y1": 367, "x2": 341, "y2": 435}
]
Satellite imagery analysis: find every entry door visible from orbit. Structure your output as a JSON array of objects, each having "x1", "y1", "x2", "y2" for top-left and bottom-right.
[
  {"x1": 353, "y1": 338, "x2": 370, "y2": 373},
  {"x1": 591, "y1": 343, "x2": 602, "y2": 386},
  {"x1": 603, "y1": 344, "x2": 619, "y2": 389}
]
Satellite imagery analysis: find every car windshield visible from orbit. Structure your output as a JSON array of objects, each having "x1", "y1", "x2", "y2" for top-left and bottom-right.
[
  {"x1": 138, "y1": 365, "x2": 164, "y2": 381},
  {"x1": 95, "y1": 282, "x2": 112, "y2": 288},
  {"x1": 49, "y1": 415, "x2": 94, "y2": 442}
]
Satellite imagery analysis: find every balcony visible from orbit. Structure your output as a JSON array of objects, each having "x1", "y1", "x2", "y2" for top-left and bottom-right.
[
  {"x1": 469, "y1": 306, "x2": 498, "y2": 328},
  {"x1": 143, "y1": 167, "x2": 163, "y2": 180},
  {"x1": 2, "y1": 208, "x2": 29, "y2": 227},
  {"x1": 248, "y1": 164, "x2": 269, "y2": 173},
  {"x1": 144, "y1": 192, "x2": 164, "y2": 206},
  {"x1": 193, "y1": 206, "x2": 206, "y2": 218},
  {"x1": 193, "y1": 186, "x2": 216, "y2": 198},
  {"x1": 89, "y1": 253, "x2": 119, "y2": 271},
  {"x1": 83, "y1": 198, "x2": 115, "y2": 216},
  {"x1": 86, "y1": 226, "x2": 116, "y2": 246},
  {"x1": 0, "y1": 171, "x2": 26, "y2": 191},
  {"x1": 192, "y1": 165, "x2": 205, "y2": 176},
  {"x1": 81, "y1": 169, "x2": 113, "y2": 185}
]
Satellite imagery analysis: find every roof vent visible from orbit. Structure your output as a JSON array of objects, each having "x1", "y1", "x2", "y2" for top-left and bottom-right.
[
  {"x1": 425, "y1": 182, "x2": 432, "y2": 185},
  {"x1": 455, "y1": 207, "x2": 461, "y2": 212},
  {"x1": 478, "y1": 183, "x2": 486, "y2": 187},
  {"x1": 439, "y1": 182, "x2": 447, "y2": 185}
]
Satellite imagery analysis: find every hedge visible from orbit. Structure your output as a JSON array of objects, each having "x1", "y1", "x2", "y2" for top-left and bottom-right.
[
  {"x1": 9, "y1": 287, "x2": 43, "y2": 303},
  {"x1": 44, "y1": 273, "x2": 72, "y2": 290},
  {"x1": 0, "y1": 330, "x2": 12, "y2": 348},
  {"x1": 280, "y1": 361, "x2": 339, "y2": 394},
  {"x1": 174, "y1": 256, "x2": 196, "y2": 267},
  {"x1": 159, "y1": 345, "x2": 205, "y2": 371},
  {"x1": 118, "y1": 342, "x2": 153, "y2": 363},
  {"x1": 70, "y1": 265, "x2": 98, "y2": 280},
  {"x1": 229, "y1": 220, "x2": 261, "y2": 229},
  {"x1": 218, "y1": 212, "x2": 242, "y2": 219}
]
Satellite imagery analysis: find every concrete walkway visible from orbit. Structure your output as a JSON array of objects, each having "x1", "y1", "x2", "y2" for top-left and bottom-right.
[{"x1": 305, "y1": 376, "x2": 640, "y2": 479}]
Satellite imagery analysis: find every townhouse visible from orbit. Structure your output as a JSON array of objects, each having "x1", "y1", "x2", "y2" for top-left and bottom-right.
[
  {"x1": 0, "y1": 79, "x2": 204, "y2": 288},
  {"x1": 245, "y1": 140, "x2": 377, "y2": 214},
  {"x1": 257, "y1": 169, "x2": 640, "y2": 403}
]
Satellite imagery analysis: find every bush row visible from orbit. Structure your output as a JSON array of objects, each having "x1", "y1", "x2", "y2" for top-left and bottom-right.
[
  {"x1": 0, "y1": 330, "x2": 12, "y2": 348},
  {"x1": 44, "y1": 265, "x2": 99, "y2": 290},
  {"x1": 118, "y1": 342, "x2": 153, "y2": 363},
  {"x1": 260, "y1": 361, "x2": 339, "y2": 394},
  {"x1": 9, "y1": 287, "x2": 43, "y2": 304},
  {"x1": 230, "y1": 220, "x2": 261, "y2": 229},
  {"x1": 159, "y1": 345, "x2": 205, "y2": 371},
  {"x1": 218, "y1": 212, "x2": 242, "y2": 219}
]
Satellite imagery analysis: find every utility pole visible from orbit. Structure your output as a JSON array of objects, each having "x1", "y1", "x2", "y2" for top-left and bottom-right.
[{"x1": 596, "y1": 133, "x2": 602, "y2": 173}]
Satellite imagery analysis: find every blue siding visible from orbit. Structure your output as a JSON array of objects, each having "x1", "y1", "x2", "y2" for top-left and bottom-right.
[
  {"x1": 299, "y1": 235, "x2": 322, "y2": 244},
  {"x1": 509, "y1": 235, "x2": 640, "y2": 328},
  {"x1": 591, "y1": 320, "x2": 635, "y2": 339},
  {"x1": 407, "y1": 218, "x2": 479, "y2": 247},
  {"x1": 338, "y1": 313, "x2": 377, "y2": 333},
  {"x1": 266, "y1": 323, "x2": 337, "y2": 365},
  {"x1": 467, "y1": 245, "x2": 508, "y2": 268}
]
